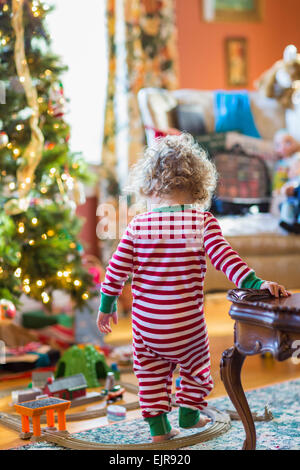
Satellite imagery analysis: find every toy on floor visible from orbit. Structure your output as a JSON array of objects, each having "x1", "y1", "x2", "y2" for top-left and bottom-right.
[
  {"x1": 55, "y1": 344, "x2": 117, "y2": 387},
  {"x1": 15, "y1": 397, "x2": 71, "y2": 440},
  {"x1": 175, "y1": 377, "x2": 181, "y2": 390},
  {"x1": 43, "y1": 373, "x2": 87, "y2": 400},
  {"x1": 100, "y1": 372, "x2": 125, "y2": 403},
  {"x1": 11, "y1": 388, "x2": 42, "y2": 405},
  {"x1": 106, "y1": 405, "x2": 126, "y2": 422},
  {"x1": 32, "y1": 371, "x2": 54, "y2": 389},
  {"x1": 41, "y1": 373, "x2": 109, "y2": 407}
]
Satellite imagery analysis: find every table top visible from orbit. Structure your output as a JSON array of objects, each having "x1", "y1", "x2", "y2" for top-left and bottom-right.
[
  {"x1": 14, "y1": 397, "x2": 71, "y2": 415},
  {"x1": 228, "y1": 289, "x2": 300, "y2": 312},
  {"x1": 227, "y1": 289, "x2": 300, "y2": 331},
  {"x1": 15, "y1": 397, "x2": 69, "y2": 409}
]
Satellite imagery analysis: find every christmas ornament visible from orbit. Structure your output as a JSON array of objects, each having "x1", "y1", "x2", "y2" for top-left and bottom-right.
[
  {"x1": 48, "y1": 82, "x2": 66, "y2": 119},
  {"x1": 0, "y1": 299, "x2": 16, "y2": 320},
  {"x1": 0, "y1": 131, "x2": 8, "y2": 148},
  {"x1": 44, "y1": 141, "x2": 55, "y2": 150}
]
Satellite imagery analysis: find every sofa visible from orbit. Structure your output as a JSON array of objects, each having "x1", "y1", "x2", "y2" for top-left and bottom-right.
[{"x1": 137, "y1": 87, "x2": 300, "y2": 291}]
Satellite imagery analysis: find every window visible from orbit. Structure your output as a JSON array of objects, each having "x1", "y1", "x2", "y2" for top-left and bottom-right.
[{"x1": 47, "y1": 0, "x2": 107, "y2": 165}]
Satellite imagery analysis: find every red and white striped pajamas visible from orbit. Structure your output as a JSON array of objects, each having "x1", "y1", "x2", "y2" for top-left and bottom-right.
[{"x1": 100, "y1": 206, "x2": 253, "y2": 419}]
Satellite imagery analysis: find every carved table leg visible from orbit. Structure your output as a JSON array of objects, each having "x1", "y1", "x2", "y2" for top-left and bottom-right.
[{"x1": 220, "y1": 346, "x2": 256, "y2": 450}]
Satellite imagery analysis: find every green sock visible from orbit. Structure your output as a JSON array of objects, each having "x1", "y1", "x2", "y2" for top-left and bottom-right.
[
  {"x1": 179, "y1": 407, "x2": 200, "y2": 428},
  {"x1": 144, "y1": 413, "x2": 172, "y2": 437}
]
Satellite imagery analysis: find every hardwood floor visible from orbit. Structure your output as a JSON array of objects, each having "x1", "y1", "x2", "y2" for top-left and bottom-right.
[{"x1": 1, "y1": 291, "x2": 300, "y2": 449}]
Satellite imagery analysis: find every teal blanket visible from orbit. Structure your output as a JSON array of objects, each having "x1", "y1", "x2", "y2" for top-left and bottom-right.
[{"x1": 214, "y1": 90, "x2": 261, "y2": 138}]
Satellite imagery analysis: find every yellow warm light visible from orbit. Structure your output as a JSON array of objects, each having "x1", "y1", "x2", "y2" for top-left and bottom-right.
[
  {"x1": 47, "y1": 229, "x2": 55, "y2": 237},
  {"x1": 36, "y1": 280, "x2": 44, "y2": 287},
  {"x1": 0, "y1": 267, "x2": 3, "y2": 274},
  {"x1": 13, "y1": 148, "x2": 20, "y2": 157},
  {"x1": 9, "y1": 182, "x2": 16, "y2": 190},
  {"x1": 50, "y1": 167, "x2": 56, "y2": 175},
  {"x1": 41, "y1": 233, "x2": 47, "y2": 240},
  {"x1": 41, "y1": 292, "x2": 50, "y2": 303},
  {"x1": 23, "y1": 278, "x2": 30, "y2": 285},
  {"x1": 29, "y1": 239, "x2": 35, "y2": 246},
  {"x1": 31, "y1": 217, "x2": 38, "y2": 225},
  {"x1": 74, "y1": 280, "x2": 82, "y2": 287},
  {"x1": 3, "y1": 4, "x2": 8, "y2": 12},
  {"x1": 18, "y1": 223, "x2": 25, "y2": 234},
  {"x1": 57, "y1": 271, "x2": 63, "y2": 277},
  {"x1": 82, "y1": 293, "x2": 89, "y2": 300},
  {"x1": 14, "y1": 268, "x2": 22, "y2": 278}
]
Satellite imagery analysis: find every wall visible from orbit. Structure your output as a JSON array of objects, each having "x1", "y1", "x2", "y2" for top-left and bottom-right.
[{"x1": 176, "y1": 0, "x2": 300, "y2": 90}]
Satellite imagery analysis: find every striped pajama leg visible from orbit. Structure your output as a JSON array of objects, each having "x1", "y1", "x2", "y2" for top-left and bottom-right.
[
  {"x1": 133, "y1": 357, "x2": 177, "y2": 419},
  {"x1": 175, "y1": 366, "x2": 214, "y2": 410}
]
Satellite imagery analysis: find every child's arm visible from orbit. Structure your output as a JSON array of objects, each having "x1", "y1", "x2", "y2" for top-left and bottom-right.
[
  {"x1": 203, "y1": 213, "x2": 290, "y2": 297},
  {"x1": 97, "y1": 223, "x2": 134, "y2": 333}
]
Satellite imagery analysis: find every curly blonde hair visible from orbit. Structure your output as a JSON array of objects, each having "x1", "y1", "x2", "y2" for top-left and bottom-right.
[{"x1": 127, "y1": 133, "x2": 218, "y2": 208}]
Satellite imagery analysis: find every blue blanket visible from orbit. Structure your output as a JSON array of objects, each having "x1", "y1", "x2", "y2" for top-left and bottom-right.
[{"x1": 214, "y1": 91, "x2": 261, "y2": 138}]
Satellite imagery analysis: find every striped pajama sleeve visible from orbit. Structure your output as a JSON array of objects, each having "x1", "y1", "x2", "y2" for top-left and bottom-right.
[
  {"x1": 204, "y1": 212, "x2": 253, "y2": 288},
  {"x1": 99, "y1": 223, "x2": 134, "y2": 314}
]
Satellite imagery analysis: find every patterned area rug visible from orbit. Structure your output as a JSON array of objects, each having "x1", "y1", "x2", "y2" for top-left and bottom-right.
[{"x1": 14, "y1": 378, "x2": 300, "y2": 450}]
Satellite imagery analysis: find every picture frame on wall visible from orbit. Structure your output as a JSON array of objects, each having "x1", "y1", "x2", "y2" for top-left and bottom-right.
[
  {"x1": 203, "y1": 0, "x2": 263, "y2": 22},
  {"x1": 225, "y1": 37, "x2": 248, "y2": 87}
]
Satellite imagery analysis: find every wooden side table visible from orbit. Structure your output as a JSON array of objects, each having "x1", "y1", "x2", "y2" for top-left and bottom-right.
[{"x1": 220, "y1": 289, "x2": 300, "y2": 450}]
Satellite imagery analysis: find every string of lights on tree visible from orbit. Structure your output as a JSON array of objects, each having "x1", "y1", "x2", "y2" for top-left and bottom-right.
[{"x1": 0, "y1": 0, "x2": 96, "y2": 310}]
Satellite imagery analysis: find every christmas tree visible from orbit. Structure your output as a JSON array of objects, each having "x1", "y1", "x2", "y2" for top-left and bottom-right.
[{"x1": 0, "y1": 0, "x2": 96, "y2": 310}]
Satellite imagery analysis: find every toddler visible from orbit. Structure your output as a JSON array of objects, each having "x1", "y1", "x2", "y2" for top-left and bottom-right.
[
  {"x1": 273, "y1": 130, "x2": 300, "y2": 232},
  {"x1": 273, "y1": 129, "x2": 300, "y2": 190},
  {"x1": 97, "y1": 134, "x2": 290, "y2": 443}
]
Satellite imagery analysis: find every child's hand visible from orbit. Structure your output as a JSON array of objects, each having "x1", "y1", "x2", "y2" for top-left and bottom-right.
[
  {"x1": 97, "y1": 311, "x2": 118, "y2": 334},
  {"x1": 260, "y1": 281, "x2": 291, "y2": 298}
]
